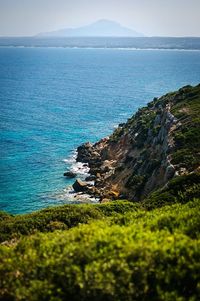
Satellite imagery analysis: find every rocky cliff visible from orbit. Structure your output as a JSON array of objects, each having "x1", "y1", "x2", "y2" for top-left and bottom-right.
[{"x1": 75, "y1": 84, "x2": 200, "y2": 202}]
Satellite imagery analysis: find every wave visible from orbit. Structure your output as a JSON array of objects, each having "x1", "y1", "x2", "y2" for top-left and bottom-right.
[
  {"x1": 62, "y1": 150, "x2": 90, "y2": 178},
  {"x1": 44, "y1": 150, "x2": 98, "y2": 204},
  {"x1": 49, "y1": 186, "x2": 99, "y2": 204}
]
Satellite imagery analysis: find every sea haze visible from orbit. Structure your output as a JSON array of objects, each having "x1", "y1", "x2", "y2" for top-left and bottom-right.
[
  {"x1": 0, "y1": 47, "x2": 200, "y2": 214},
  {"x1": 37, "y1": 20, "x2": 144, "y2": 37}
]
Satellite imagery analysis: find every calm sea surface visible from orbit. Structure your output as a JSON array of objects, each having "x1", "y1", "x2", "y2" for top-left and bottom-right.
[{"x1": 0, "y1": 47, "x2": 200, "y2": 214}]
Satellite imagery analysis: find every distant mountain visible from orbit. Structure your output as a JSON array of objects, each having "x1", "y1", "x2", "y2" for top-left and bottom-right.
[{"x1": 37, "y1": 19, "x2": 144, "y2": 37}]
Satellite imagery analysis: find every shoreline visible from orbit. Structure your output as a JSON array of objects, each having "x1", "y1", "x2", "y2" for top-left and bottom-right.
[
  {"x1": 69, "y1": 83, "x2": 200, "y2": 203},
  {"x1": 56, "y1": 150, "x2": 100, "y2": 204}
]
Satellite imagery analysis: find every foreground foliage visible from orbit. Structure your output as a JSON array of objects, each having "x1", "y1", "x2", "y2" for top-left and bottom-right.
[
  {"x1": 0, "y1": 199, "x2": 200, "y2": 301},
  {"x1": 0, "y1": 201, "x2": 140, "y2": 242}
]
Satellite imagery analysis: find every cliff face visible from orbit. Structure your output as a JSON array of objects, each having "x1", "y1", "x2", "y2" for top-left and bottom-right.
[{"x1": 76, "y1": 84, "x2": 200, "y2": 201}]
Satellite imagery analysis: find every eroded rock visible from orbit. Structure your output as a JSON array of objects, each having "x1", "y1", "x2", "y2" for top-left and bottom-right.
[{"x1": 72, "y1": 179, "x2": 89, "y2": 192}]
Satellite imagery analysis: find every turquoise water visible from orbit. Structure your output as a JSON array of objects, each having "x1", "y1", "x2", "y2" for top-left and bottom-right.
[{"x1": 0, "y1": 47, "x2": 200, "y2": 214}]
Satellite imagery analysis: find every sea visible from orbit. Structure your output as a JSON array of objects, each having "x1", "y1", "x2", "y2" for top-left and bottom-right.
[{"x1": 0, "y1": 44, "x2": 200, "y2": 214}]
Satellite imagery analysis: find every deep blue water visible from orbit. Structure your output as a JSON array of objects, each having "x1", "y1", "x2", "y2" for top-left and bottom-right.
[{"x1": 0, "y1": 47, "x2": 200, "y2": 214}]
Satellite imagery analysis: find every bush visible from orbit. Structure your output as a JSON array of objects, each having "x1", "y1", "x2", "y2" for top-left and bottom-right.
[
  {"x1": 0, "y1": 211, "x2": 12, "y2": 221},
  {"x1": 0, "y1": 201, "x2": 140, "y2": 242},
  {"x1": 143, "y1": 172, "x2": 200, "y2": 209},
  {"x1": 0, "y1": 200, "x2": 199, "y2": 301}
]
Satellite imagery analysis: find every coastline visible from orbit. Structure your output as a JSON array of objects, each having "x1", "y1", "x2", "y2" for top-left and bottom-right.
[{"x1": 69, "y1": 84, "x2": 200, "y2": 203}]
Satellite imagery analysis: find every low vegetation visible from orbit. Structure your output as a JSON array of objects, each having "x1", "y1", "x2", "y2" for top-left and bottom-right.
[
  {"x1": 0, "y1": 201, "x2": 140, "y2": 243},
  {"x1": 0, "y1": 199, "x2": 199, "y2": 301},
  {"x1": 171, "y1": 84, "x2": 200, "y2": 170},
  {"x1": 143, "y1": 171, "x2": 200, "y2": 209}
]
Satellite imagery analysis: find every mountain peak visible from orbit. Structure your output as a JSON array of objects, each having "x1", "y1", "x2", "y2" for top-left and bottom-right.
[
  {"x1": 37, "y1": 20, "x2": 144, "y2": 37},
  {"x1": 93, "y1": 19, "x2": 120, "y2": 25}
]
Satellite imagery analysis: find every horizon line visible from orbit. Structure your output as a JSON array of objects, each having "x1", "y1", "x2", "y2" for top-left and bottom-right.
[{"x1": 0, "y1": 35, "x2": 200, "y2": 38}]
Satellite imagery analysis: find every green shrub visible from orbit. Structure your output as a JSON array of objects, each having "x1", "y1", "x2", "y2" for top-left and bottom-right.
[
  {"x1": 109, "y1": 127, "x2": 124, "y2": 142},
  {"x1": 125, "y1": 175, "x2": 146, "y2": 195},
  {"x1": 113, "y1": 199, "x2": 200, "y2": 239},
  {"x1": 143, "y1": 172, "x2": 200, "y2": 209},
  {"x1": 171, "y1": 149, "x2": 198, "y2": 167},
  {"x1": 0, "y1": 201, "x2": 140, "y2": 242},
  {"x1": 0, "y1": 204, "x2": 102, "y2": 242},
  {"x1": 0, "y1": 211, "x2": 12, "y2": 221},
  {"x1": 0, "y1": 200, "x2": 199, "y2": 301}
]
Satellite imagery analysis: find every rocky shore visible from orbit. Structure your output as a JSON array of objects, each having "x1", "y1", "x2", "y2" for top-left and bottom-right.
[{"x1": 69, "y1": 84, "x2": 200, "y2": 202}]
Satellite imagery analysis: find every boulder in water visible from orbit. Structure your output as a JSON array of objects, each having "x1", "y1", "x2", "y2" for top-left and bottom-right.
[
  {"x1": 64, "y1": 171, "x2": 76, "y2": 178},
  {"x1": 72, "y1": 179, "x2": 89, "y2": 192}
]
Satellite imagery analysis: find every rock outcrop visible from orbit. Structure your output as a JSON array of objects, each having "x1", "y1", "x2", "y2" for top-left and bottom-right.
[
  {"x1": 64, "y1": 171, "x2": 77, "y2": 178},
  {"x1": 75, "y1": 84, "x2": 200, "y2": 201},
  {"x1": 72, "y1": 179, "x2": 89, "y2": 192}
]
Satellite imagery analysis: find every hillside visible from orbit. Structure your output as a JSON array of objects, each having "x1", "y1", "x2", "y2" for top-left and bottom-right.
[
  {"x1": 75, "y1": 84, "x2": 200, "y2": 204},
  {"x1": 0, "y1": 84, "x2": 200, "y2": 300}
]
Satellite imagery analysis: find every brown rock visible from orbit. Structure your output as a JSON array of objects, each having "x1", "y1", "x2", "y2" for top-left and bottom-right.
[
  {"x1": 72, "y1": 179, "x2": 89, "y2": 192},
  {"x1": 101, "y1": 198, "x2": 111, "y2": 203}
]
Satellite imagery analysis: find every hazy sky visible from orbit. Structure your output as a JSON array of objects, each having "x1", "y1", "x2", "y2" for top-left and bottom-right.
[{"x1": 0, "y1": 0, "x2": 199, "y2": 37}]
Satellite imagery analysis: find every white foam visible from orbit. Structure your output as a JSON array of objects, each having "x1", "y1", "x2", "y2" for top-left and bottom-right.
[
  {"x1": 50, "y1": 149, "x2": 98, "y2": 204},
  {"x1": 62, "y1": 150, "x2": 77, "y2": 164},
  {"x1": 50, "y1": 186, "x2": 99, "y2": 204},
  {"x1": 63, "y1": 150, "x2": 90, "y2": 179}
]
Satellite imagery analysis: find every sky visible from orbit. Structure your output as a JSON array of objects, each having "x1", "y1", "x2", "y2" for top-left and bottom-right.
[{"x1": 0, "y1": 0, "x2": 199, "y2": 37}]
